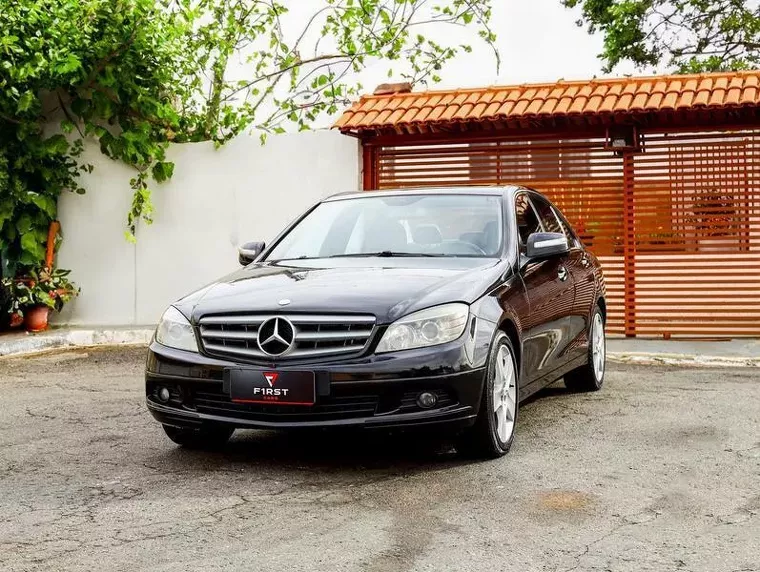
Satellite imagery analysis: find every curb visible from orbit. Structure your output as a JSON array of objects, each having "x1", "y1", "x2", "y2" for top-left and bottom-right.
[
  {"x1": 0, "y1": 328, "x2": 154, "y2": 359},
  {"x1": 1, "y1": 330, "x2": 758, "y2": 367},
  {"x1": 608, "y1": 352, "x2": 759, "y2": 368}
]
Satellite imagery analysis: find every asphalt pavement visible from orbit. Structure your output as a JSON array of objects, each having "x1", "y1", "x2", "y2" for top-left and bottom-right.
[{"x1": 0, "y1": 348, "x2": 758, "y2": 572}]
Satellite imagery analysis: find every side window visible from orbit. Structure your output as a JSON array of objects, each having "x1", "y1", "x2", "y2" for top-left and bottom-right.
[
  {"x1": 515, "y1": 193, "x2": 542, "y2": 249},
  {"x1": 530, "y1": 195, "x2": 565, "y2": 236},
  {"x1": 551, "y1": 206, "x2": 581, "y2": 247}
]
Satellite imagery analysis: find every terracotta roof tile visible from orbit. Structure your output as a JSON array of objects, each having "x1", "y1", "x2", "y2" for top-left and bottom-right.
[
  {"x1": 512, "y1": 98, "x2": 531, "y2": 115},
  {"x1": 335, "y1": 70, "x2": 760, "y2": 132},
  {"x1": 470, "y1": 101, "x2": 488, "y2": 118},
  {"x1": 675, "y1": 90, "x2": 694, "y2": 109},
  {"x1": 661, "y1": 91, "x2": 679, "y2": 109},
  {"x1": 740, "y1": 86, "x2": 757, "y2": 104},
  {"x1": 568, "y1": 95, "x2": 588, "y2": 114},
  {"x1": 374, "y1": 108, "x2": 394, "y2": 124},
  {"x1": 652, "y1": 80, "x2": 668, "y2": 94},
  {"x1": 453, "y1": 103, "x2": 474, "y2": 119},
  {"x1": 646, "y1": 92, "x2": 663, "y2": 109},
  {"x1": 538, "y1": 97, "x2": 558, "y2": 115},
  {"x1": 398, "y1": 107, "x2": 419, "y2": 123},
  {"x1": 491, "y1": 90, "x2": 510, "y2": 103},
  {"x1": 554, "y1": 95, "x2": 574, "y2": 114},
  {"x1": 496, "y1": 100, "x2": 516, "y2": 115},
  {"x1": 614, "y1": 93, "x2": 633, "y2": 112},
  {"x1": 440, "y1": 104, "x2": 459, "y2": 120},
  {"x1": 484, "y1": 101, "x2": 501, "y2": 115},
  {"x1": 414, "y1": 106, "x2": 432, "y2": 122},
  {"x1": 598, "y1": 94, "x2": 617, "y2": 112},
  {"x1": 361, "y1": 110, "x2": 380, "y2": 126},
  {"x1": 451, "y1": 93, "x2": 468, "y2": 105},
  {"x1": 386, "y1": 108, "x2": 406, "y2": 124}
]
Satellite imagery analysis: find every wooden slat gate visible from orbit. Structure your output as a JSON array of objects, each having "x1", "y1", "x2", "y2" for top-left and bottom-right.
[{"x1": 364, "y1": 128, "x2": 760, "y2": 337}]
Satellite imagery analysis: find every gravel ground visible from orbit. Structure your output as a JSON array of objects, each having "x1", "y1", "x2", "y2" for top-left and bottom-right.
[{"x1": 0, "y1": 347, "x2": 758, "y2": 572}]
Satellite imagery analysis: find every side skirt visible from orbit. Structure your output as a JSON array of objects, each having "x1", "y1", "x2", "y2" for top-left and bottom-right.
[{"x1": 518, "y1": 354, "x2": 587, "y2": 402}]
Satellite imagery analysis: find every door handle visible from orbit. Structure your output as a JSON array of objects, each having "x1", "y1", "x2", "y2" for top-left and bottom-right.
[{"x1": 558, "y1": 266, "x2": 568, "y2": 282}]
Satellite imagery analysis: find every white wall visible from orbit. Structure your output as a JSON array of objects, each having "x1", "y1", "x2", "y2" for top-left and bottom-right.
[{"x1": 55, "y1": 130, "x2": 361, "y2": 326}]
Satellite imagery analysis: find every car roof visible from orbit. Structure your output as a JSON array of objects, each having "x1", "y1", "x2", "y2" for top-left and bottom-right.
[{"x1": 323, "y1": 185, "x2": 522, "y2": 202}]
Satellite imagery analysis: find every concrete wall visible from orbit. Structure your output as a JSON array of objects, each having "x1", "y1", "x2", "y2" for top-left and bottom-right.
[{"x1": 55, "y1": 131, "x2": 361, "y2": 326}]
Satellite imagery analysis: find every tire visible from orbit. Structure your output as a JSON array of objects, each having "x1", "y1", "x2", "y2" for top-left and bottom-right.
[
  {"x1": 162, "y1": 424, "x2": 234, "y2": 449},
  {"x1": 459, "y1": 332, "x2": 519, "y2": 459},
  {"x1": 564, "y1": 304, "x2": 606, "y2": 392}
]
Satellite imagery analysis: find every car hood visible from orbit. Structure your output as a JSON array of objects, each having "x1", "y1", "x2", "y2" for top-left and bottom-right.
[{"x1": 177, "y1": 258, "x2": 506, "y2": 324}]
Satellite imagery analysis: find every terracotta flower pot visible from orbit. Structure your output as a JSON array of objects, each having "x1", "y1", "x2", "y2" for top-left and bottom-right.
[{"x1": 24, "y1": 305, "x2": 50, "y2": 333}]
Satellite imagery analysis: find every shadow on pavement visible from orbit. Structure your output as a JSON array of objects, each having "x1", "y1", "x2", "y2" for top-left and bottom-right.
[
  {"x1": 145, "y1": 382, "x2": 573, "y2": 475},
  {"x1": 148, "y1": 427, "x2": 474, "y2": 477}
]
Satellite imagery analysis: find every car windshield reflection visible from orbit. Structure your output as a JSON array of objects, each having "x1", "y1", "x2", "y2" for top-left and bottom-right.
[{"x1": 264, "y1": 194, "x2": 504, "y2": 261}]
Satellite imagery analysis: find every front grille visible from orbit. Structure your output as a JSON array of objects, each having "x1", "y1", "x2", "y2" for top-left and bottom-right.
[{"x1": 198, "y1": 313, "x2": 376, "y2": 362}]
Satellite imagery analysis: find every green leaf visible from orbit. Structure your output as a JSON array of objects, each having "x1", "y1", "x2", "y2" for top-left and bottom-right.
[
  {"x1": 16, "y1": 91, "x2": 35, "y2": 113},
  {"x1": 29, "y1": 195, "x2": 56, "y2": 218},
  {"x1": 151, "y1": 161, "x2": 175, "y2": 183},
  {"x1": 20, "y1": 233, "x2": 45, "y2": 264},
  {"x1": 43, "y1": 135, "x2": 69, "y2": 155}
]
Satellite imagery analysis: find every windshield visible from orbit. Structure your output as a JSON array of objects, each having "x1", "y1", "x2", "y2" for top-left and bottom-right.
[{"x1": 264, "y1": 194, "x2": 503, "y2": 261}]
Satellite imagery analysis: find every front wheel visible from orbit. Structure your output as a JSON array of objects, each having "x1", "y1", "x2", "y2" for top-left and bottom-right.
[
  {"x1": 564, "y1": 305, "x2": 606, "y2": 392},
  {"x1": 459, "y1": 332, "x2": 519, "y2": 459},
  {"x1": 162, "y1": 424, "x2": 234, "y2": 449}
]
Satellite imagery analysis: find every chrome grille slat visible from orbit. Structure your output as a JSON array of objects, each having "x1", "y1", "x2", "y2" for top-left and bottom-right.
[
  {"x1": 283, "y1": 345, "x2": 366, "y2": 358},
  {"x1": 200, "y1": 315, "x2": 268, "y2": 325},
  {"x1": 296, "y1": 330, "x2": 373, "y2": 341},
  {"x1": 287, "y1": 315, "x2": 376, "y2": 325},
  {"x1": 203, "y1": 343, "x2": 268, "y2": 359},
  {"x1": 200, "y1": 328, "x2": 258, "y2": 340},
  {"x1": 198, "y1": 313, "x2": 376, "y2": 361}
]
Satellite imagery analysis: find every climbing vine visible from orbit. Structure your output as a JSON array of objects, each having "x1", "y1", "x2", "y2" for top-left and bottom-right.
[{"x1": 0, "y1": 0, "x2": 497, "y2": 279}]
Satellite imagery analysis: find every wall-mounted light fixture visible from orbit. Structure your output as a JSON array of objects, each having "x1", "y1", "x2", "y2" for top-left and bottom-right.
[{"x1": 604, "y1": 126, "x2": 642, "y2": 153}]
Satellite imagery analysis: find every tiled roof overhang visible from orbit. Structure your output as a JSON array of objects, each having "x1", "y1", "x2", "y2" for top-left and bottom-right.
[{"x1": 335, "y1": 71, "x2": 760, "y2": 137}]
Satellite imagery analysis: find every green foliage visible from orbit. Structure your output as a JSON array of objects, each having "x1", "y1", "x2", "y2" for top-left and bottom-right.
[
  {"x1": 2, "y1": 267, "x2": 79, "y2": 316},
  {"x1": 1, "y1": 0, "x2": 497, "y2": 279},
  {"x1": 1, "y1": 0, "x2": 185, "y2": 275},
  {"x1": 563, "y1": 0, "x2": 760, "y2": 72}
]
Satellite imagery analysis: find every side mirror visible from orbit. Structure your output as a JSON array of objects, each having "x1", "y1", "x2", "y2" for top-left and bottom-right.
[
  {"x1": 238, "y1": 241, "x2": 265, "y2": 266},
  {"x1": 525, "y1": 232, "x2": 569, "y2": 259}
]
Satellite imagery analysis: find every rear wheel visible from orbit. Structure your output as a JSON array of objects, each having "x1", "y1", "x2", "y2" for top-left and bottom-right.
[
  {"x1": 459, "y1": 332, "x2": 518, "y2": 459},
  {"x1": 162, "y1": 424, "x2": 234, "y2": 449},
  {"x1": 564, "y1": 305, "x2": 606, "y2": 392}
]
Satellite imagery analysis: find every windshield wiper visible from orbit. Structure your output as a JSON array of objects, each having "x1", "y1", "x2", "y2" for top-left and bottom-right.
[{"x1": 328, "y1": 251, "x2": 445, "y2": 258}]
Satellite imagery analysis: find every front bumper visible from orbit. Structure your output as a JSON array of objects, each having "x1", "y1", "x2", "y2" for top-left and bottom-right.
[{"x1": 145, "y1": 337, "x2": 488, "y2": 431}]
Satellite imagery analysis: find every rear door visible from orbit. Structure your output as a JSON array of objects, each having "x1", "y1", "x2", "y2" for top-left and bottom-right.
[
  {"x1": 515, "y1": 193, "x2": 577, "y2": 385},
  {"x1": 552, "y1": 203, "x2": 598, "y2": 346}
]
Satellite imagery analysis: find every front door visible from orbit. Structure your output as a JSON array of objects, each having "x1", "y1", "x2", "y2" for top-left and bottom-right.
[{"x1": 515, "y1": 193, "x2": 577, "y2": 386}]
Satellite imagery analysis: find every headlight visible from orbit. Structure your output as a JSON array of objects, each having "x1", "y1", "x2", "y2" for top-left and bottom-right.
[
  {"x1": 155, "y1": 306, "x2": 198, "y2": 352},
  {"x1": 376, "y1": 303, "x2": 469, "y2": 353}
]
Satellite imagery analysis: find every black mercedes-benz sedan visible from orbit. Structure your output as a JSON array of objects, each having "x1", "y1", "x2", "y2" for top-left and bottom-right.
[{"x1": 146, "y1": 186, "x2": 606, "y2": 458}]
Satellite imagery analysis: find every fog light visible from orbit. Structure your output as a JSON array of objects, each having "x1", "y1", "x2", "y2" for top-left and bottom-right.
[
  {"x1": 157, "y1": 386, "x2": 171, "y2": 403},
  {"x1": 416, "y1": 391, "x2": 437, "y2": 409}
]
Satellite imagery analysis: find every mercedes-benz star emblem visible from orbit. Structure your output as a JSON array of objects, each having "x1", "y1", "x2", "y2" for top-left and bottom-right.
[{"x1": 257, "y1": 317, "x2": 295, "y2": 356}]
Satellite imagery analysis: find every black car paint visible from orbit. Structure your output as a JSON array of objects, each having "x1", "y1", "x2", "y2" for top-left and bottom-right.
[{"x1": 146, "y1": 186, "x2": 605, "y2": 431}]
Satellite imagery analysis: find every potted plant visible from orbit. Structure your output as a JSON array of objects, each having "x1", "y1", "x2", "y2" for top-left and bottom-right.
[{"x1": 2, "y1": 268, "x2": 79, "y2": 332}]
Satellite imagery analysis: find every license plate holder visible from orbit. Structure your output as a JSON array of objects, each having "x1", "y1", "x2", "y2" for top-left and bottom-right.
[{"x1": 226, "y1": 368, "x2": 315, "y2": 406}]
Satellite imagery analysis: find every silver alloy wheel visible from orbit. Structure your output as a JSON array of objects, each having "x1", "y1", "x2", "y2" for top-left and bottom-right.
[
  {"x1": 493, "y1": 345, "x2": 517, "y2": 443},
  {"x1": 591, "y1": 312, "x2": 606, "y2": 381}
]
